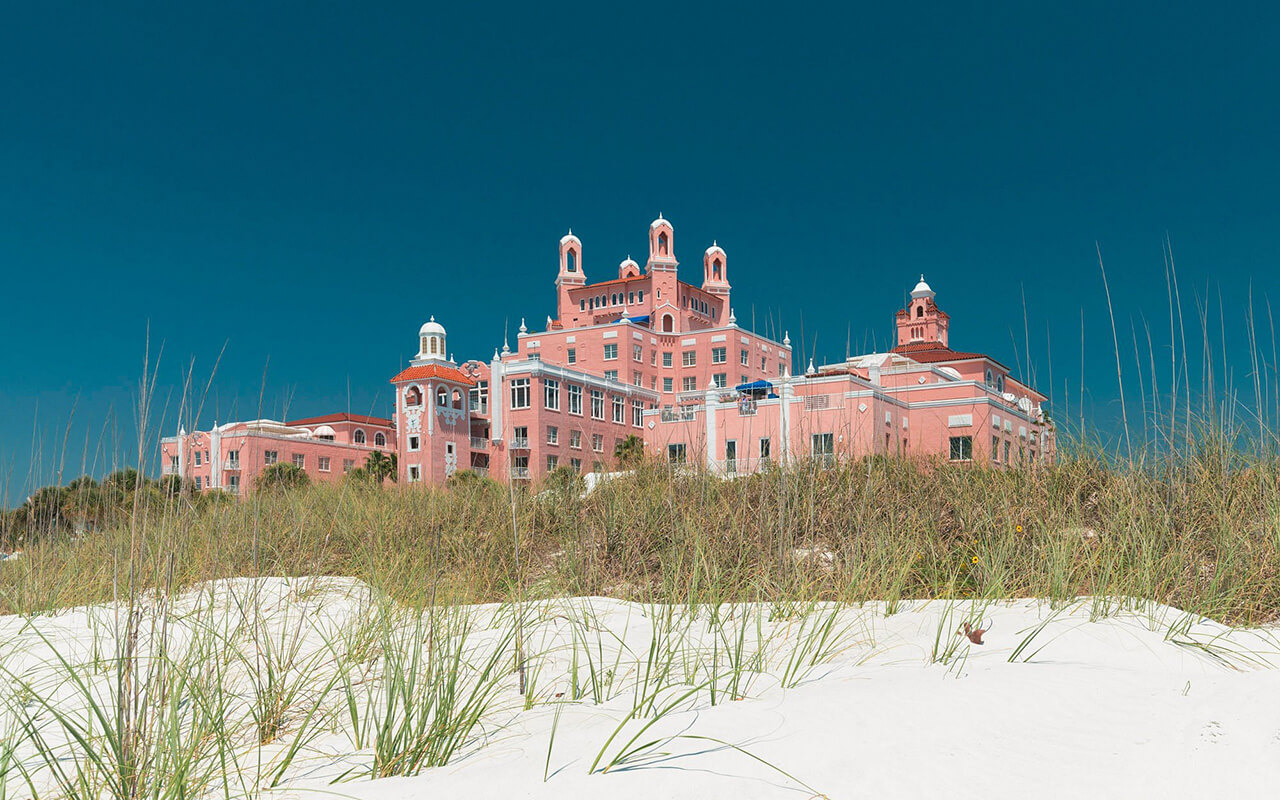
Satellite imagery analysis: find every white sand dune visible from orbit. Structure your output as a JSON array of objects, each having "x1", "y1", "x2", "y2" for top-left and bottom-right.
[{"x1": 2, "y1": 578, "x2": 1279, "y2": 799}]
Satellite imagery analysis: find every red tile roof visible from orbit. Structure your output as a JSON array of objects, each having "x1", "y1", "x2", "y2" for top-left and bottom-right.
[
  {"x1": 286, "y1": 412, "x2": 393, "y2": 428},
  {"x1": 390, "y1": 363, "x2": 476, "y2": 385},
  {"x1": 893, "y1": 342, "x2": 1005, "y2": 368}
]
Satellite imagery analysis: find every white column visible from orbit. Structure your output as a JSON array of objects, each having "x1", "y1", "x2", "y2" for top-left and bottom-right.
[
  {"x1": 426, "y1": 382, "x2": 435, "y2": 436},
  {"x1": 177, "y1": 427, "x2": 186, "y2": 478},
  {"x1": 490, "y1": 355, "x2": 505, "y2": 441},
  {"x1": 210, "y1": 423, "x2": 221, "y2": 489},
  {"x1": 780, "y1": 371, "x2": 793, "y2": 468},
  {"x1": 704, "y1": 381, "x2": 719, "y2": 473}
]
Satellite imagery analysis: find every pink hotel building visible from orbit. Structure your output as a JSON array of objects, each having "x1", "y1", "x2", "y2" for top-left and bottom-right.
[{"x1": 161, "y1": 216, "x2": 1053, "y2": 492}]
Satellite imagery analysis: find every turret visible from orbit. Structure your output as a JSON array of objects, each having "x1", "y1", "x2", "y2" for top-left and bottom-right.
[{"x1": 895, "y1": 276, "x2": 950, "y2": 348}]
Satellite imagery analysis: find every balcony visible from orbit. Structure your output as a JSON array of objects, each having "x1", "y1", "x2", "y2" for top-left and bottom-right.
[
  {"x1": 510, "y1": 467, "x2": 530, "y2": 480},
  {"x1": 510, "y1": 437, "x2": 530, "y2": 450},
  {"x1": 472, "y1": 466, "x2": 489, "y2": 477},
  {"x1": 162, "y1": 464, "x2": 180, "y2": 476},
  {"x1": 222, "y1": 460, "x2": 241, "y2": 471},
  {"x1": 470, "y1": 437, "x2": 488, "y2": 449}
]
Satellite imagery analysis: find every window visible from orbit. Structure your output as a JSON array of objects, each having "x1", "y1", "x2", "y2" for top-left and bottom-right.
[
  {"x1": 319, "y1": 457, "x2": 331, "y2": 472},
  {"x1": 568, "y1": 348, "x2": 577, "y2": 364},
  {"x1": 343, "y1": 459, "x2": 355, "y2": 473},
  {"x1": 992, "y1": 435, "x2": 1001, "y2": 462},
  {"x1": 628, "y1": 292, "x2": 635, "y2": 304},
  {"x1": 612, "y1": 395, "x2": 625, "y2": 423},
  {"x1": 632, "y1": 400, "x2": 644, "y2": 426},
  {"x1": 511, "y1": 378, "x2": 531, "y2": 409},
  {"x1": 570, "y1": 457, "x2": 582, "y2": 471},
  {"x1": 1004, "y1": 440, "x2": 1011, "y2": 463},
  {"x1": 374, "y1": 432, "x2": 386, "y2": 447},
  {"x1": 712, "y1": 373, "x2": 727, "y2": 388},
  {"x1": 195, "y1": 476, "x2": 202, "y2": 490},
  {"x1": 604, "y1": 370, "x2": 618, "y2": 381},
  {"x1": 760, "y1": 356, "x2": 767, "y2": 371},
  {"x1": 759, "y1": 437, "x2": 771, "y2": 463},
  {"x1": 997, "y1": 375, "x2": 1006, "y2": 393},
  {"x1": 513, "y1": 426, "x2": 529, "y2": 447},
  {"x1": 293, "y1": 454, "x2": 305, "y2": 468},
  {"x1": 779, "y1": 362, "x2": 786, "y2": 376},
  {"x1": 663, "y1": 377, "x2": 673, "y2": 393},
  {"x1": 949, "y1": 436, "x2": 974, "y2": 462},
  {"x1": 812, "y1": 433, "x2": 834, "y2": 465},
  {"x1": 985, "y1": 369, "x2": 995, "y2": 388},
  {"x1": 604, "y1": 343, "x2": 618, "y2": 360},
  {"x1": 667, "y1": 443, "x2": 686, "y2": 464},
  {"x1": 405, "y1": 387, "x2": 422, "y2": 407},
  {"x1": 469, "y1": 381, "x2": 489, "y2": 413},
  {"x1": 408, "y1": 465, "x2": 421, "y2": 482},
  {"x1": 547, "y1": 455, "x2": 559, "y2": 471},
  {"x1": 437, "y1": 387, "x2": 449, "y2": 407},
  {"x1": 590, "y1": 389, "x2": 604, "y2": 420},
  {"x1": 547, "y1": 425, "x2": 559, "y2": 445},
  {"x1": 741, "y1": 349, "x2": 749, "y2": 366},
  {"x1": 592, "y1": 434, "x2": 604, "y2": 452},
  {"x1": 354, "y1": 429, "x2": 366, "y2": 444},
  {"x1": 408, "y1": 435, "x2": 420, "y2": 451},
  {"x1": 569, "y1": 430, "x2": 582, "y2": 449},
  {"x1": 568, "y1": 384, "x2": 583, "y2": 415},
  {"x1": 633, "y1": 372, "x2": 645, "y2": 387},
  {"x1": 633, "y1": 344, "x2": 643, "y2": 362},
  {"x1": 194, "y1": 450, "x2": 202, "y2": 466},
  {"x1": 725, "y1": 440, "x2": 737, "y2": 473},
  {"x1": 682, "y1": 351, "x2": 696, "y2": 367},
  {"x1": 228, "y1": 475, "x2": 240, "y2": 494},
  {"x1": 683, "y1": 376, "x2": 697, "y2": 392},
  {"x1": 663, "y1": 352, "x2": 673, "y2": 368},
  {"x1": 741, "y1": 375, "x2": 750, "y2": 386},
  {"x1": 712, "y1": 347, "x2": 726, "y2": 364},
  {"x1": 580, "y1": 299, "x2": 586, "y2": 311},
  {"x1": 264, "y1": 450, "x2": 278, "y2": 465},
  {"x1": 227, "y1": 450, "x2": 240, "y2": 468},
  {"x1": 544, "y1": 378, "x2": 560, "y2": 410},
  {"x1": 637, "y1": 290, "x2": 644, "y2": 302}
]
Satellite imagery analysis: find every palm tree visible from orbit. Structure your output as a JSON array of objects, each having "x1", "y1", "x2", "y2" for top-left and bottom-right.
[
  {"x1": 614, "y1": 435, "x2": 645, "y2": 467},
  {"x1": 365, "y1": 451, "x2": 398, "y2": 484}
]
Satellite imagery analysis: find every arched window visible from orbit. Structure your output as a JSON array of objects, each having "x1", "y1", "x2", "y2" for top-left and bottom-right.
[
  {"x1": 658, "y1": 232, "x2": 668, "y2": 256},
  {"x1": 405, "y1": 387, "x2": 422, "y2": 407},
  {"x1": 354, "y1": 429, "x2": 367, "y2": 444},
  {"x1": 437, "y1": 387, "x2": 449, "y2": 406},
  {"x1": 421, "y1": 337, "x2": 429, "y2": 353},
  {"x1": 985, "y1": 369, "x2": 994, "y2": 387},
  {"x1": 915, "y1": 306, "x2": 924, "y2": 319},
  {"x1": 430, "y1": 337, "x2": 439, "y2": 354},
  {"x1": 567, "y1": 250, "x2": 577, "y2": 272},
  {"x1": 374, "y1": 432, "x2": 386, "y2": 447},
  {"x1": 997, "y1": 375, "x2": 1006, "y2": 393},
  {"x1": 713, "y1": 259, "x2": 722, "y2": 280},
  {"x1": 662, "y1": 314, "x2": 674, "y2": 333},
  {"x1": 452, "y1": 389, "x2": 463, "y2": 409}
]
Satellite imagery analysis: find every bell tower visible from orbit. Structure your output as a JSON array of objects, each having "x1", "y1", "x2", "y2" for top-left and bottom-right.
[
  {"x1": 895, "y1": 276, "x2": 950, "y2": 348},
  {"x1": 556, "y1": 230, "x2": 585, "y2": 324}
]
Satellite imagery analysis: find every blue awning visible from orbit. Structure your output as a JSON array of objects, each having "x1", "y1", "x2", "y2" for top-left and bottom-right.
[
  {"x1": 735, "y1": 379, "x2": 774, "y2": 392},
  {"x1": 625, "y1": 314, "x2": 650, "y2": 325}
]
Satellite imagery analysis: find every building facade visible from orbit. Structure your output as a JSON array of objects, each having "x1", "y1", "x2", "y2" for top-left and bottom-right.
[
  {"x1": 161, "y1": 216, "x2": 1053, "y2": 494},
  {"x1": 158, "y1": 413, "x2": 396, "y2": 494}
]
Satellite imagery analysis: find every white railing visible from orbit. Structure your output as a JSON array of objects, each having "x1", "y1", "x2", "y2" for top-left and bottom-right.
[
  {"x1": 660, "y1": 409, "x2": 697, "y2": 422},
  {"x1": 222, "y1": 460, "x2": 241, "y2": 471},
  {"x1": 162, "y1": 464, "x2": 180, "y2": 475},
  {"x1": 472, "y1": 466, "x2": 488, "y2": 477},
  {"x1": 510, "y1": 467, "x2": 530, "y2": 479},
  {"x1": 470, "y1": 437, "x2": 488, "y2": 449},
  {"x1": 510, "y1": 437, "x2": 530, "y2": 449}
]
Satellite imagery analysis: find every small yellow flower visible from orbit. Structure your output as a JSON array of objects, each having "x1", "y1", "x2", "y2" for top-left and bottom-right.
[
  {"x1": 971, "y1": 556, "x2": 980, "y2": 564},
  {"x1": 1016, "y1": 524, "x2": 1024, "y2": 533}
]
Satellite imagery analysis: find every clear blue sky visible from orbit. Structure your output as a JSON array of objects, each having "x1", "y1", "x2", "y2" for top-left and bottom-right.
[{"x1": 3, "y1": 2, "x2": 1278, "y2": 505}]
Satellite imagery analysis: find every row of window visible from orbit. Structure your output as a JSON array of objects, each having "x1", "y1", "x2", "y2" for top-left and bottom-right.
[
  {"x1": 580, "y1": 289, "x2": 645, "y2": 312},
  {"x1": 515, "y1": 425, "x2": 617, "y2": 453},
  {"x1": 510, "y1": 378, "x2": 648, "y2": 425},
  {"x1": 565, "y1": 345, "x2": 773, "y2": 373}
]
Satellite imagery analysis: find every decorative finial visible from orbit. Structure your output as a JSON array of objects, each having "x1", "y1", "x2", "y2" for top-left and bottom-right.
[
  {"x1": 783, "y1": 330, "x2": 791, "y2": 347},
  {"x1": 501, "y1": 337, "x2": 510, "y2": 356},
  {"x1": 713, "y1": 239, "x2": 717, "y2": 247},
  {"x1": 806, "y1": 358, "x2": 816, "y2": 376},
  {"x1": 728, "y1": 307, "x2": 737, "y2": 325},
  {"x1": 430, "y1": 315, "x2": 435, "y2": 322},
  {"x1": 518, "y1": 318, "x2": 527, "y2": 335},
  {"x1": 493, "y1": 348, "x2": 500, "y2": 360}
]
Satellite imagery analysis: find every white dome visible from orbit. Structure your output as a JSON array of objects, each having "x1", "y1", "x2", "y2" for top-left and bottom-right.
[
  {"x1": 650, "y1": 214, "x2": 672, "y2": 229},
  {"x1": 911, "y1": 275, "x2": 935, "y2": 299},
  {"x1": 620, "y1": 257, "x2": 639, "y2": 270},
  {"x1": 419, "y1": 315, "x2": 446, "y2": 337},
  {"x1": 705, "y1": 243, "x2": 726, "y2": 258},
  {"x1": 560, "y1": 230, "x2": 581, "y2": 246}
]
